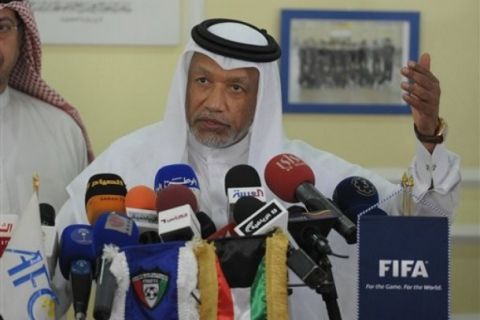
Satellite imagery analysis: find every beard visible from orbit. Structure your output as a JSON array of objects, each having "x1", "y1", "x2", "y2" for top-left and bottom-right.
[
  {"x1": 189, "y1": 111, "x2": 251, "y2": 149},
  {"x1": 189, "y1": 124, "x2": 249, "y2": 148}
]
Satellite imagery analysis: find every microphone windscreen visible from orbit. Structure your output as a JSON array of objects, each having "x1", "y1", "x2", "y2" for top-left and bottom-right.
[
  {"x1": 92, "y1": 212, "x2": 139, "y2": 256},
  {"x1": 232, "y1": 196, "x2": 265, "y2": 224},
  {"x1": 86, "y1": 195, "x2": 126, "y2": 225},
  {"x1": 264, "y1": 153, "x2": 315, "y2": 202},
  {"x1": 154, "y1": 163, "x2": 200, "y2": 192},
  {"x1": 196, "y1": 211, "x2": 217, "y2": 238},
  {"x1": 125, "y1": 185, "x2": 156, "y2": 210},
  {"x1": 59, "y1": 224, "x2": 96, "y2": 279},
  {"x1": 39, "y1": 203, "x2": 55, "y2": 226},
  {"x1": 333, "y1": 176, "x2": 379, "y2": 209},
  {"x1": 224, "y1": 164, "x2": 261, "y2": 194},
  {"x1": 156, "y1": 184, "x2": 198, "y2": 213},
  {"x1": 332, "y1": 176, "x2": 386, "y2": 223},
  {"x1": 85, "y1": 173, "x2": 127, "y2": 225},
  {"x1": 84, "y1": 173, "x2": 127, "y2": 205}
]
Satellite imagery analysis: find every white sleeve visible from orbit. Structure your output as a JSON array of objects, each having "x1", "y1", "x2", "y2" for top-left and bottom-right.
[{"x1": 409, "y1": 141, "x2": 460, "y2": 220}]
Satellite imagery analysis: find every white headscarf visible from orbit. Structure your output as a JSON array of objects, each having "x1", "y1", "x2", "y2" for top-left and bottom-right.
[{"x1": 169, "y1": 38, "x2": 285, "y2": 171}]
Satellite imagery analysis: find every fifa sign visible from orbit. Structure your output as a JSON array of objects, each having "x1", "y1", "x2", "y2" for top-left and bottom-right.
[{"x1": 379, "y1": 259, "x2": 429, "y2": 278}]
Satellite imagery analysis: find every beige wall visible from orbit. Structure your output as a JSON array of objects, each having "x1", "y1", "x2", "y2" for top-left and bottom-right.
[{"x1": 41, "y1": 0, "x2": 479, "y2": 316}]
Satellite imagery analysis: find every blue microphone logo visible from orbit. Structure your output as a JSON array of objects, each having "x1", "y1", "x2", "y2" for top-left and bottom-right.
[{"x1": 154, "y1": 164, "x2": 200, "y2": 191}]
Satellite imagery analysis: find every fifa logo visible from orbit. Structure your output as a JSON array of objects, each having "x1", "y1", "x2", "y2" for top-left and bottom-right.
[{"x1": 379, "y1": 259, "x2": 429, "y2": 278}]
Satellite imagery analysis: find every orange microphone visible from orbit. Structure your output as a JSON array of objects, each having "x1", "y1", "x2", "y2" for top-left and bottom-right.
[
  {"x1": 125, "y1": 185, "x2": 159, "y2": 243},
  {"x1": 84, "y1": 174, "x2": 127, "y2": 225},
  {"x1": 125, "y1": 185, "x2": 156, "y2": 210}
]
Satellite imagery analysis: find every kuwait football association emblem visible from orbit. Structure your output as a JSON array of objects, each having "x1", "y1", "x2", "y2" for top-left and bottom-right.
[{"x1": 132, "y1": 270, "x2": 169, "y2": 309}]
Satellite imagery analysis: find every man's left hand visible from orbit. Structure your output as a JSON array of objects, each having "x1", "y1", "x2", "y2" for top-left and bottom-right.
[{"x1": 401, "y1": 53, "x2": 441, "y2": 153}]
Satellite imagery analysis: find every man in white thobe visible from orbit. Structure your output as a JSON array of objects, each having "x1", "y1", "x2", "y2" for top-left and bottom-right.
[{"x1": 55, "y1": 18, "x2": 460, "y2": 319}]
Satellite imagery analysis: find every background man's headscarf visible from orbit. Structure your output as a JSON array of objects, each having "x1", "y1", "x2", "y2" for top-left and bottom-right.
[{"x1": 0, "y1": 0, "x2": 94, "y2": 162}]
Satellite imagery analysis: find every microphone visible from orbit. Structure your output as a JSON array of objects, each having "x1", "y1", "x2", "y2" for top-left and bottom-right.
[
  {"x1": 265, "y1": 153, "x2": 357, "y2": 244},
  {"x1": 155, "y1": 165, "x2": 215, "y2": 239},
  {"x1": 85, "y1": 173, "x2": 127, "y2": 225},
  {"x1": 225, "y1": 164, "x2": 266, "y2": 223},
  {"x1": 333, "y1": 176, "x2": 387, "y2": 225},
  {"x1": 39, "y1": 203, "x2": 58, "y2": 277},
  {"x1": 93, "y1": 213, "x2": 139, "y2": 320},
  {"x1": 125, "y1": 185, "x2": 156, "y2": 210},
  {"x1": 39, "y1": 203, "x2": 55, "y2": 226},
  {"x1": 125, "y1": 185, "x2": 159, "y2": 243},
  {"x1": 196, "y1": 211, "x2": 217, "y2": 238},
  {"x1": 92, "y1": 212, "x2": 140, "y2": 261},
  {"x1": 232, "y1": 196, "x2": 328, "y2": 291},
  {"x1": 153, "y1": 163, "x2": 200, "y2": 198},
  {"x1": 59, "y1": 225, "x2": 96, "y2": 320},
  {"x1": 156, "y1": 184, "x2": 201, "y2": 241},
  {"x1": 233, "y1": 197, "x2": 288, "y2": 236},
  {"x1": 288, "y1": 207, "x2": 339, "y2": 257}
]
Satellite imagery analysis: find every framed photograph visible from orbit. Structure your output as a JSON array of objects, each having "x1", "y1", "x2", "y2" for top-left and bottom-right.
[{"x1": 280, "y1": 10, "x2": 420, "y2": 114}]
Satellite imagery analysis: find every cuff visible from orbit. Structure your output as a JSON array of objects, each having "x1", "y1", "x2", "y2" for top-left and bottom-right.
[{"x1": 412, "y1": 141, "x2": 459, "y2": 197}]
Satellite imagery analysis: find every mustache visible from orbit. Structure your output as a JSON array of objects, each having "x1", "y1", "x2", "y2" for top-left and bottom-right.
[{"x1": 192, "y1": 111, "x2": 230, "y2": 126}]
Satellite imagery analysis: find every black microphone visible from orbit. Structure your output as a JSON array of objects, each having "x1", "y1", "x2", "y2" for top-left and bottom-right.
[
  {"x1": 39, "y1": 203, "x2": 58, "y2": 276},
  {"x1": 196, "y1": 211, "x2": 217, "y2": 238},
  {"x1": 288, "y1": 207, "x2": 339, "y2": 257},
  {"x1": 233, "y1": 196, "x2": 265, "y2": 223},
  {"x1": 225, "y1": 164, "x2": 266, "y2": 222},
  {"x1": 39, "y1": 203, "x2": 55, "y2": 226},
  {"x1": 233, "y1": 196, "x2": 328, "y2": 291},
  {"x1": 233, "y1": 196, "x2": 288, "y2": 236},
  {"x1": 265, "y1": 153, "x2": 357, "y2": 244}
]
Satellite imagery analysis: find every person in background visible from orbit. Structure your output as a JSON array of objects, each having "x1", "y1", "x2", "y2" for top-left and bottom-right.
[
  {"x1": 0, "y1": 0, "x2": 93, "y2": 216},
  {"x1": 55, "y1": 18, "x2": 460, "y2": 319}
]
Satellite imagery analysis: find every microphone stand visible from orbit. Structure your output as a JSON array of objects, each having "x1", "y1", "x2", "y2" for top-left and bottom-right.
[
  {"x1": 306, "y1": 233, "x2": 343, "y2": 320},
  {"x1": 314, "y1": 253, "x2": 342, "y2": 320}
]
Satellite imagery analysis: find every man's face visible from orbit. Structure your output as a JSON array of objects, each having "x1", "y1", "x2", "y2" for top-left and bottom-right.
[
  {"x1": 0, "y1": 8, "x2": 21, "y2": 93},
  {"x1": 186, "y1": 53, "x2": 259, "y2": 148}
]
